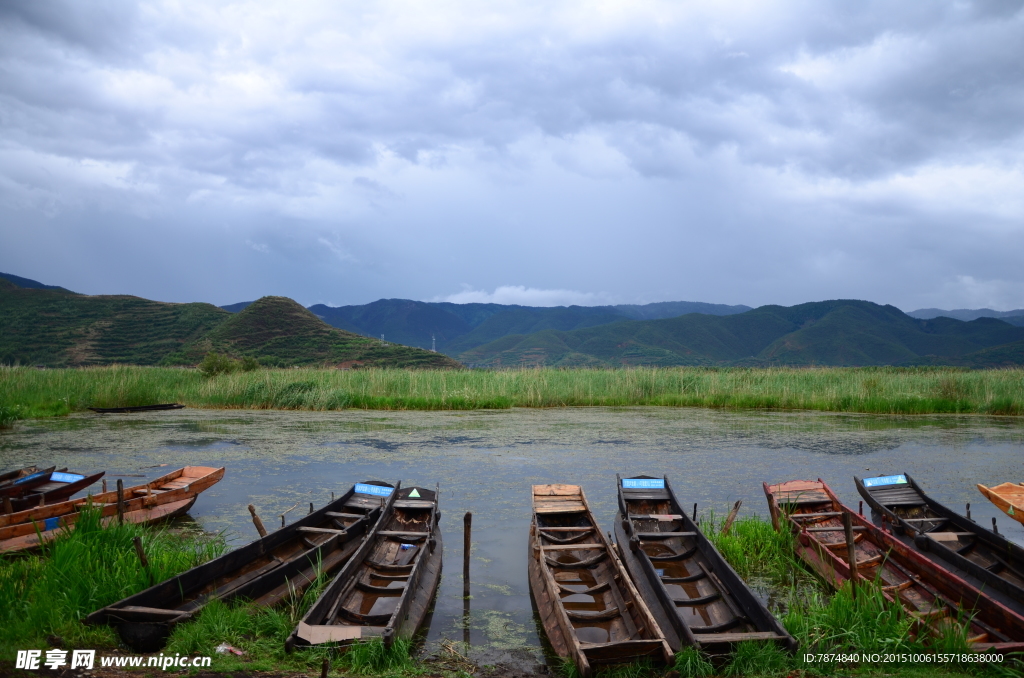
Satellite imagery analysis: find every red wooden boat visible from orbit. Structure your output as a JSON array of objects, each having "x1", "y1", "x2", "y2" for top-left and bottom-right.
[{"x1": 764, "y1": 479, "x2": 1024, "y2": 652}]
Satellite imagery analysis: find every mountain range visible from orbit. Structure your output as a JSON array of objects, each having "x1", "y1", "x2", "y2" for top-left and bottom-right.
[{"x1": 3, "y1": 271, "x2": 1024, "y2": 368}]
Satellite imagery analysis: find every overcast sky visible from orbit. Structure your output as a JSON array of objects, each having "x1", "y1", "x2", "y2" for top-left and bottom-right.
[{"x1": 2, "y1": 1, "x2": 1023, "y2": 311}]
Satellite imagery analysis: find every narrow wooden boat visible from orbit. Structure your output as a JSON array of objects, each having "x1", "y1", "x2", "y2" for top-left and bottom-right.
[
  {"x1": 0, "y1": 466, "x2": 224, "y2": 553},
  {"x1": 7, "y1": 471, "x2": 105, "y2": 513},
  {"x1": 87, "y1": 481, "x2": 397, "y2": 651},
  {"x1": 0, "y1": 465, "x2": 42, "y2": 487},
  {"x1": 856, "y1": 473, "x2": 1024, "y2": 609},
  {"x1": 528, "y1": 484, "x2": 672, "y2": 678},
  {"x1": 89, "y1": 404, "x2": 185, "y2": 413},
  {"x1": 614, "y1": 475, "x2": 796, "y2": 655},
  {"x1": 0, "y1": 467, "x2": 57, "y2": 498},
  {"x1": 287, "y1": 485, "x2": 443, "y2": 649},
  {"x1": 765, "y1": 479, "x2": 1024, "y2": 652},
  {"x1": 978, "y1": 482, "x2": 1024, "y2": 527}
]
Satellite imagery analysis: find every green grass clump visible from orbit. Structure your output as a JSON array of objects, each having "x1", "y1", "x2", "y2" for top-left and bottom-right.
[
  {"x1": 3, "y1": 365, "x2": 1024, "y2": 420},
  {"x1": 338, "y1": 638, "x2": 416, "y2": 675},
  {"x1": 673, "y1": 647, "x2": 713, "y2": 677},
  {"x1": 0, "y1": 506, "x2": 225, "y2": 656},
  {"x1": 722, "y1": 641, "x2": 791, "y2": 676}
]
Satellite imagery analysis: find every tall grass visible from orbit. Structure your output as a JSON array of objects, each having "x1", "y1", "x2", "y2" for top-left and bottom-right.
[
  {"x1": 0, "y1": 507, "x2": 225, "y2": 656},
  {"x1": 3, "y1": 365, "x2": 1024, "y2": 419}
]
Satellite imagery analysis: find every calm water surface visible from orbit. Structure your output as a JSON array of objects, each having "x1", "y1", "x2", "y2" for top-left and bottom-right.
[{"x1": 2, "y1": 407, "x2": 1022, "y2": 666}]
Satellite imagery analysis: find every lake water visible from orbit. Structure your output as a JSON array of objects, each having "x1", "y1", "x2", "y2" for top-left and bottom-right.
[{"x1": 2, "y1": 407, "x2": 1022, "y2": 667}]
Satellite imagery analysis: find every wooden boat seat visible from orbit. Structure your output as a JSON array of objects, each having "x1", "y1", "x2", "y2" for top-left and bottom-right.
[
  {"x1": 377, "y1": 531, "x2": 428, "y2": 539},
  {"x1": 649, "y1": 546, "x2": 697, "y2": 561},
  {"x1": 324, "y1": 512, "x2": 365, "y2": 519},
  {"x1": 689, "y1": 616, "x2": 745, "y2": 633},
  {"x1": 621, "y1": 490, "x2": 670, "y2": 501},
  {"x1": 774, "y1": 490, "x2": 830, "y2": 504},
  {"x1": 542, "y1": 543, "x2": 605, "y2": 550},
  {"x1": 629, "y1": 514, "x2": 682, "y2": 521},
  {"x1": 540, "y1": 530, "x2": 594, "y2": 544},
  {"x1": 662, "y1": 572, "x2": 706, "y2": 583},
  {"x1": 297, "y1": 526, "x2": 347, "y2": 535},
  {"x1": 366, "y1": 560, "x2": 413, "y2": 573},
  {"x1": 392, "y1": 500, "x2": 434, "y2": 509},
  {"x1": 545, "y1": 552, "x2": 606, "y2": 569},
  {"x1": 791, "y1": 512, "x2": 842, "y2": 520},
  {"x1": 637, "y1": 532, "x2": 697, "y2": 538},
  {"x1": 692, "y1": 631, "x2": 787, "y2": 643},
  {"x1": 338, "y1": 607, "x2": 392, "y2": 625},
  {"x1": 537, "y1": 526, "x2": 593, "y2": 531},
  {"x1": 805, "y1": 526, "x2": 866, "y2": 532},
  {"x1": 673, "y1": 592, "x2": 721, "y2": 606},
  {"x1": 565, "y1": 607, "x2": 621, "y2": 622},
  {"x1": 356, "y1": 581, "x2": 405, "y2": 594},
  {"x1": 557, "y1": 581, "x2": 610, "y2": 595}
]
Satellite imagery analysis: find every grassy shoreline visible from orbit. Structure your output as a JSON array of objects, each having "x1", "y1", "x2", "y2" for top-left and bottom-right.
[{"x1": 2, "y1": 365, "x2": 1023, "y2": 424}]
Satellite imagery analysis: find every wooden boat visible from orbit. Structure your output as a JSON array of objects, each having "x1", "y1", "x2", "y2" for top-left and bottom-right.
[
  {"x1": 0, "y1": 466, "x2": 224, "y2": 553},
  {"x1": 528, "y1": 484, "x2": 672, "y2": 678},
  {"x1": 614, "y1": 474, "x2": 796, "y2": 655},
  {"x1": 978, "y1": 482, "x2": 1024, "y2": 527},
  {"x1": 0, "y1": 465, "x2": 42, "y2": 487},
  {"x1": 6, "y1": 470, "x2": 105, "y2": 513},
  {"x1": 765, "y1": 479, "x2": 1024, "y2": 652},
  {"x1": 89, "y1": 404, "x2": 185, "y2": 413},
  {"x1": 856, "y1": 473, "x2": 1024, "y2": 609},
  {"x1": 287, "y1": 485, "x2": 443, "y2": 649},
  {"x1": 87, "y1": 481, "x2": 397, "y2": 651},
  {"x1": 0, "y1": 466, "x2": 57, "y2": 498}
]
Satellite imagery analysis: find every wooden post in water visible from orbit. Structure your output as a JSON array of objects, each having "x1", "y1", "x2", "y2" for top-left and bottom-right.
[
  {"x1": 2, "y1": 496, "x2": 12, "y2": 514},
  {"x1": 993, "y1": 517, "x2": 999, "y2": 535},
  {"x1": 116, "y1": 479, "x2": 125, "y2": 525},
  {"x1": 858, "y1": 500, "x2": 863, "y2": 516},
  {"x1": 102, "y1": 479, "x2": 107, "y2": 493},
  {"x1": 843, "y1": 512, "x2": 858, "y2": 599},
  {"x1": 966, "y1": 503, "x2": 971, "y2": 521},
  {"x1": 320, "y1": 657, "x2": 329, "y2": 678},
  {"x1": 692, "y1": 503, "x2": 697, "y2": 522},
  {"x1": 463, "y1": 511, "x2": 472, "y2": 648},
  {"x1": 722, "y1": 500, "x2": 742, "y2": 535},
  {"x1": 309, "y1": 502, "x2": 314, "y2": 515},
  {"x1": 248, "y1": 505, "x2": 268, "y2": 538}
]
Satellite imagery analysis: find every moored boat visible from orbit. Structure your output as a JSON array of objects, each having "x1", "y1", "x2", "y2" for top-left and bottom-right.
[
  {"x1": 765, "y1": 478, "x2": 1024, "y2": 652},
  {"x1": 977, "y1": 482, "x2": 1024, "y2": 527},
  {"x1": 0, "y1": 466, "x2": 224, "y2": 553},
  {"x1": 7, "y1": 470, "x2": 105, "y2": 513},
  {"x1": 615, "y1": 474, "x2": 796, "y2": 654},
  {"x1": 0, "y1": 465, "x2": 42, "y2": 487},
  {"x1": 87, "y1": 481, "x2": 397, "y2": 651},
  {"x1": 88, "y1": 404, "x2": 185, "y2": 413},
  {"x1": 287, "y1": 485, "x2": 443, "y2": 649},
  {"x1": 0, "y1": 466, "x2": 57, "y2": 499},
  {"x1": 856, "y1": 473, "x2": 1024, "y2": 609},
  {"x1": 528, "y1": 483, "x2": 672, "y2": 678}
]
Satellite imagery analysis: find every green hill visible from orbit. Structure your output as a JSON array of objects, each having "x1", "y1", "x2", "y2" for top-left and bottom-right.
[
  {"x1": 0, "y1": 285, "x2": 460, "y2": 369},
  {"x1": 171, "y1": 296, "x2": 461, "y2": 369},
  {"x1": 458, "y1": 300, "x2": 1024, "y2": 368},
  {"x1": 0, "y1": 279, "x2": 229, "y2": 366}
]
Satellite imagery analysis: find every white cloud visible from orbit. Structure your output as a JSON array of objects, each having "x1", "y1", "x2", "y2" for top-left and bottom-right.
[{"x1": 437, "y1": 285, "x2": 614, "y2": 307}]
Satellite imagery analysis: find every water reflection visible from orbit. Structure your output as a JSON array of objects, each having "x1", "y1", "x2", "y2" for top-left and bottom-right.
[{"x1": 2, "y1": 407, "x2": 1023, "y2": 666}]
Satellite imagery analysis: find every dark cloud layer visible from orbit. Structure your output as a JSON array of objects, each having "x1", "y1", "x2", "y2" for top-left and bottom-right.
[{"x1": 1, "y1": 1, "x2": 1023, "y2": 309}]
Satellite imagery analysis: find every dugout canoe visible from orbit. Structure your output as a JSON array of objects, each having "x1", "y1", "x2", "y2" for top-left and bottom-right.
[
  {"x1": 6, "y1": 470, "x2": 105, "y2": 513},
  {"x1": 977, "y1": 482, "x2": 1024, "y2": 527},
  {"x1": 0, "y1": 465, "x2": 42, "y2": 487},
  {"x1": 87, "y1": 480, "x2": 397, "y2": 652},
  {"x1": 856, "y1": 473, "x2": 1024, "y2": 609},
  {"x1": 0, "y1": 466, "x2": 57, "y2": 498},
  {"x1": 88, "y1": 404, "x2": 185, "y2": 413},
  {"x1": 528, "y1": 484, "x2": 672, "y2": 678},
  {"x1": 765, "y1": 478, "x2": 1024, "y2": 652},
  {"x1": 614, "y1": 474, "x2": 796, "y2": 655},
  {"x1": 287, "y1": 485, "x2": 443, "y2": 649},
  {"x1": 0, "y1": 466, "x2": 224, "y2": 553}
]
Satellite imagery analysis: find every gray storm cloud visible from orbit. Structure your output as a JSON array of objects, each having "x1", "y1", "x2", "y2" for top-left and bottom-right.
[{"x1": 1, "y1": 0, "x2": 1022, "y2": 309}]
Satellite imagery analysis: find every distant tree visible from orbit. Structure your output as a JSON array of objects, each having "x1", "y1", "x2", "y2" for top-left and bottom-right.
[
  {"x1": 240, "y1": 356, "x2": 260, "y2": 372},
  {"x1": 198, "y1": 351, "x2": 239, "y2": 377}
]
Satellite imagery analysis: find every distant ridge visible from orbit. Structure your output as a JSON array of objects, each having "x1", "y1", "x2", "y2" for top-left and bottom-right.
[
  {"x1": 0, "y1": 272, "x2": 74, "y2": 293},
  {"x1": 459, "y1": 299, "x2": 1024, "y2": 368},
  {"x1": 220, "y1": 301, "x2": 254, "y2": 313},
  {"x1": 302, "y1": 298, "x2": 751, "y2": 353},
  {"x1": 908, "y1": 307, "x2": 1024, "y2": 326}
]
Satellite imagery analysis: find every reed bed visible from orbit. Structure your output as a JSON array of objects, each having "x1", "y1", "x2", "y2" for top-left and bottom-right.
[{"x1": 2, "y1": 365, "x2": 1023, "y2": 423}]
